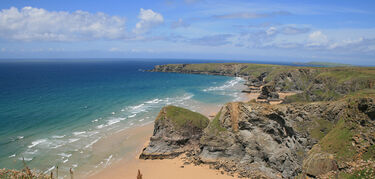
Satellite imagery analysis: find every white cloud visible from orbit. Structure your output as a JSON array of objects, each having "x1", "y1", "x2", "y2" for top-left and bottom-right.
[
  {"x1": 266, "y1": 27, "x2": 277, "y2": 36},
  {"x1": 133, "y1": 8, "x2": 164, "y2": 34},
  {"x1": 0, "y1": 7, "x2": 126, "y2": 41},
  {"x1": 307, "y1": 31, "x2": 328, "y2": 46}
]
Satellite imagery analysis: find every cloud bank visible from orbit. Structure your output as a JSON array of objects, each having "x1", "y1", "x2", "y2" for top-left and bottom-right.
[{"x1": 0, "y1": 7, "x2": 126, "y2": 41}]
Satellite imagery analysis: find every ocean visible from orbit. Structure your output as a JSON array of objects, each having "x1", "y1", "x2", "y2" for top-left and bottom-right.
[{"x1": 0, "y1": 60, "x2": 245, "y2": 177}]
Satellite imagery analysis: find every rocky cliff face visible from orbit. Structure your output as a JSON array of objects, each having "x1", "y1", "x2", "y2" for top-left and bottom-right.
[
  {"x1": 141, "y1": 98, "x2": 375, "y2": 178},
  {"x1": 144, "y1": 63, "x2": 375, "y2": 178},
  {"x1": 140, "y1": 105, "x2": 209, "y2": 159}
]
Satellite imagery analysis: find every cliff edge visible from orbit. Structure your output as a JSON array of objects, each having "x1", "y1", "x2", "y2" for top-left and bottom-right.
[{"x1": 142, "y1": 63, "x2": 375, "y2": 178}]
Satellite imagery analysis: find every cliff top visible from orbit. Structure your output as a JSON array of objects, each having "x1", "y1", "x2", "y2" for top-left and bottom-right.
[{"x1": 157, "y1": 105, "x2": 209, "y2": 129}]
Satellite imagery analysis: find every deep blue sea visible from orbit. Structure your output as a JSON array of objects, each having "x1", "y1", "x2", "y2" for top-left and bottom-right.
[{"x1": 0, "y1": 60, "x2": 245, "y2": 177}]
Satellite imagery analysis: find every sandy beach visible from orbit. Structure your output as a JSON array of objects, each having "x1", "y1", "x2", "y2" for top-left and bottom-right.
[
  {"x1": 87, "y1": 110, "x2": 241, "y2": 179},
  {"x1": 84, "y1": 83, "x2": 252, "y2": 179},
  {"x1": 85, "y1": 83, "x2": 296, "y2": 179},
  {"x1": 85, "y1": 98, "x2": 251, "y2": 178}
]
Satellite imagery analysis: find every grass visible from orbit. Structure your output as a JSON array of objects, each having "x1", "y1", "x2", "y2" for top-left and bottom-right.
[
  {"x1": 317, "y1": 69, "x2": 374, "y2": 84},
  {"x1": 340, "y1": 168, "x2": 375, "y2": 179},
  {"x1": 363, "y1": 145, "x2": 375, "y2": 161},
  {"x1": 309, "y1": 118, "x2": 334, "y2": 140},
  {"x1": 319, "y1": 119, "x2": 356, "y2": 161},
  {"x1": 207, "y1": 110, "x2": 226, "y2": 134},
  {"x1": 160, "y1": 105, "x2": 209, "y2": 129},
  {"x1": 158, "y1": 63, "x2": 375, "y2": 103}
]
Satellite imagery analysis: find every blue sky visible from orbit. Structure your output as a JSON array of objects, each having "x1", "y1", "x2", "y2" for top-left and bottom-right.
[{"x1": 0, "y1": 0, "x2": 374, "y2": 65}]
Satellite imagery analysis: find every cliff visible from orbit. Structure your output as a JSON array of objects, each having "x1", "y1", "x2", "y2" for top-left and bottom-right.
[
  {"x1": 141, "y1": 97, "x2": 375, "y2": 178},
  {"x1": 151, "y1": 63, "x2": 375, "y2": 103},
  {"x1": 140, "y1": 105, "x2": 209, "y2": 159},
  {"x1": 141, "y1": 63, "x2": 375, "y2": 178}
]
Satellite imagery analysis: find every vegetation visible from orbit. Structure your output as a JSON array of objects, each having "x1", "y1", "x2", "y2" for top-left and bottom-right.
[
  {"x1": 206, "y1": 110, "x2": 226, "y2": 134},
  {"x1": 319, "y1": 119, "x2": 356, "y2": 161},
  {"x1": 363, "y1": 145, "x2": 375, "y2": 161},
  {"x1": 293, "y1": 61, "x2": 353, "y2": 67},
  {"x1": 160, "y1": 105, "x2": 209, "y2": 129},
  {"x1": 340, "y1": 168, "x2": 375, "y2": 179},
  {"x1": 309, "y1": 118, "x2": 334, "y2": 140},
  {"x1": 155, "y1": 63, "x2": 375, "y2": 103}
]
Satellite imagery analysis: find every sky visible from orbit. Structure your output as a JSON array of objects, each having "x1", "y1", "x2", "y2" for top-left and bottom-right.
[{"x1": 0, "y1": 0, "x2": 374, "y2": 65}]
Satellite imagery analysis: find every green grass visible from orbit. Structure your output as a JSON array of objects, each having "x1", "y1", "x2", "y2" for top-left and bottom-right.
[
  {"x1": 157, "y1": 63, "x2": 375, "y2": 103},
  {"x1": 319, "y1": 119, "x2": 356, "y2": 161},
  {"x1": 160, "y1": 105, "x2": 209, "y2": 129},
  {"x1": 363, "y1": 145, "x2": 375, "y2": 161},
  {"x1": 317, "y1": 69, "x2": 374, "y2": 84},
  {"x1": 340, "y1": 168, "x2": 375, "y2": 179},
  {"x1": 206, "y1": 110, "x2": 227, "y2": 134},
  {"x1": 309, "y1": 118, "x2": 334, "y2": 140}
]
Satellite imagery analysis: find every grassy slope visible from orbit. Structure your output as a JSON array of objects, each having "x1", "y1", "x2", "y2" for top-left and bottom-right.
[
  {"x1": 158, "y1": 63, "x2": 375, "y2": 102},
  {"x1": 155, "y1": 63, "x2": 375, "y2": 177},
  {"x1": 157, "y1": 105, "x2": 209, "y2": 129}
]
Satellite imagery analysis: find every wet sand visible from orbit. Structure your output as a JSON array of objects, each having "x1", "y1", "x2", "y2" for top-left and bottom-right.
[{"x1": 86, "y1": 84, "x2": 250, "y2": 179}]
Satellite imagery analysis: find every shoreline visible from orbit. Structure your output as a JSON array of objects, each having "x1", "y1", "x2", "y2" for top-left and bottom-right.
[
  {"x1": 88, "y1": 112, "x2": 243, "y2": 179},
  {"x1": 87, "y1": 81, "x2": 250, "y2": 179}
]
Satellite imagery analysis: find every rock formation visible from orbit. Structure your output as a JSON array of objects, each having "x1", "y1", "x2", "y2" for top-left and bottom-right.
[
  {"x1": 140, "y1": 105, "x2": 209, "y2": 159},
  {"x1": 143, "y1": 63, "x2": 375, "y2": 178},
  {"x1": 141, "y1": 98, "x2": 375, "y2": 178}
]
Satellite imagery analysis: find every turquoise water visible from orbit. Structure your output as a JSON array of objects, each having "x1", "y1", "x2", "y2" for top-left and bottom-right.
[{"x1": 0, "y1": 60, "x2": 244, "y2": 177}]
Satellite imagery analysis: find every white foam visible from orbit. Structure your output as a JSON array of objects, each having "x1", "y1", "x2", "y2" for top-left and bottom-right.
[
  {"x1": 18, "y1": 157, "x2": 33, "y2": 161},
  {"x1": 128, "y1": 114, "x2": 136, "y2": 118},
  {"x1": 68, "y1": 138, "x2": 80, "y2": 143},
  {"x1": 88, "y1": 131, "x2": 99, "y2": 136},
  {"x1": 145, "y1": 98, "x2": 162, "y2": 104},
  {"x1": 73, "y1": 131, "x2": 86, "y2": 136},
  {"x1": 139, "y1": 119, "x2": 144, "y2": 122},
  {"x1": 58, "y1": 153, "x2": 72, "y2": 158},
  {"x1": 203, "y1": 77, "x2": 243, "y2": 92},
  {"x1": 63, "y1": 159, "x2": 69, "y2": 163},
  {"x1": 28, "y1": 139, "x2": 47, "y2": 148},
  {"x1": 52, "y1": 135, "x2": 65, "y2": 139},
  {"x1": 84, "y1": 137, "x2": 101, "y2": 149},
  {"x1": 17, "y1": 136, "x2": 24, "y2": 140},
  {"x1": 51, "y1": 144, "x2": 64, "y2": 149},
  {"x1": 131, "y1": 103, "x2": 144, "y2": 110},
  {"x1": 104, "y1": 155, "x2": 113, "y2": 167},
  {"x1": 96, "y1": 124, "x2": 104, "y2": 129},
  {"x1": 8, "y1": 154, "x2": 15, "y2": 158},
  {"x1": 44, "y1": 166, "x2": 55, "y2": 174},
  {"x1": 72, "y1": 164, "x2": 78, "y2": 168},
  {"x1": 24, "y1": 149, "x2": 38, "y2": 155},
  {"x1": 106, "y1": 117, "x2": 126, "y2": 126}
]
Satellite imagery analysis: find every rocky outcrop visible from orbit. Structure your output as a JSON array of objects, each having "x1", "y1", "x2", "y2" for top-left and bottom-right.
[
  {"x1": 140, "y1": 105, "x2": 209, "y2": 159},
  {"x1": 146, "y1": 63, "x2": 375, "y2": 178},
  {"x1": 257, "y1": 85, "x2": 279, "y2": 100},
  {"x1": 302, "y1": 148, "x2": 338, "y2": 177},
  {"x1": 141, "y1": 97, "x2": 375, "y2": 178}
]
